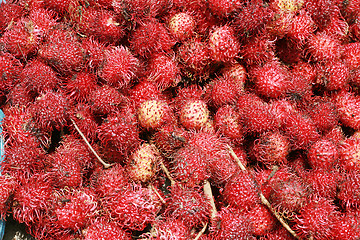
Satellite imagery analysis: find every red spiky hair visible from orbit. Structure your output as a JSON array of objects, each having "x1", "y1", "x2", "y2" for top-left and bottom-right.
[
  {"x1": 0, "y1": 175, "x2": 18, "y2": 220},
  {"x1": 241, "y1": 32, "x2": 276, "y2": 66},
  {"x1": 339, "y1": 136, "x2": 360, "y2": 171},
  {"x1": 287, "y1": 9, "x2": 316, "y2": 46},
  {"x1": 84, "y1": 218, "x2": 132, "y2": 240},
  {"x1": 334, "y1": 91, "x2": 360, "y2": 130},
  {"x1": 69, "y1": 103, "x2": 98, "y2": 142},
  {"x1": 306, "y1": 32, "x2": 342, "y2": 62},
  {"x1": 304, "y1": 169, "x2": 339, "y2": 200},
  {"x1": 90, "y1": 85, "x2": 125, "y2": 116},
  {"x1": 214, "y1": 105, "x2": 244, "y2": 144},
  {"x1": 0, "y1": 52, "x2": 23, "y2": 94},
  {"x1": 307, "y1": 139, "x2": 339, "y2": 170},
  {"x1": 0, "y1": 3, "x2": 25, "y2": 34},
  {"x1": 65, "y1": 71, "x2": 97, "y2": 103}
]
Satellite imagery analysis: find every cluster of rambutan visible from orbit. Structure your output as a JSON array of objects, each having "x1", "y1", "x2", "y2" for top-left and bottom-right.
[{"x1": 2, "y1": 0, "x2": 360, "y2": 239}]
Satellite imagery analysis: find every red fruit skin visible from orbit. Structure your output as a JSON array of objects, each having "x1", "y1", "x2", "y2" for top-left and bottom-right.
[
  {"x1": 342, "y1": 42, "x2": 360, "y2": 70},
  {"x1": 165, "y1": 185, "x2": 211, "y2": 229},
  {"x1": 306, "y1": 32, "x2": 342, "y2": 62},
  {"x1": 90, "y1": 85, "x2": 125, "y2": 115},
  {"x1": 146, "y1": 53, "x2": 181, "y2": 91},
  {"x1": 178, "y1": 99, "x2": 210, "y2": 130},
  {"x1": 322, "y1": 16, "x2": 349, "y2": 41},
  {"x1": 294, "y1": 196, "x2": 339, "y2": 240},
  {"x1": 261, "y1": 227, "x2": 295, "y2": 240},
  {"x1": 207, "y1": 0, "x2": 242, "y2": 17},
  {"x1": 210, "y1": 207, "x2": 255, "y2": 240},
  {"x1": 102, "y1": 184, "x2": 160, "y2": 231},
  {"x1": 20, "y1": 59, "x2": 59, "y2": 94},
  {"x1": 215, "y1": 105, "x2": 244, "y2": 144},
  {"x1": 288, "y1": 61, "x2": 316, "y2": 99},
  {"x1": 308, "y1": 139, "x2": 339, "y2": 170},
  {"x1": 28, "y1": 8, "x2": 58, "y2": 38},
  {"x1": 55, "y1": 189, "x2": 98, "y2": 230},
  {"x1": 148, "y1": 218, "x2": 191, "y2": 240},
  {"x1": 99, "y1": 46, "x2": 139, "y2": 89},
  {"x1": 30, "y1": 91, "x2": 69, "y2": 132},
  {"x1": 69, "y1": 104, "x2": 98, "y2": 142},
  {"x1": 208, "y1": 25, "x2": 241, "y2": 62},
  {"x1": 0, "y1": 52, "x2": 23, "y2": 94},
  {"x1": 331, "y1": 210, "x2": 360, "y2": 240},
  {"x1": 249, "y1": 204, "x2": 277, "y2": 236},
  {"x1": 44, "y1": 0, "x2": 76, "y2": 15},
  {"x1": 8, "y1": 83, "x2": 35, "y2": 107},
  {"x1": 209, "y1": 149, "x2": 238, "y2": 186},
  {"x1": 0, "y1": 175, "x2": 18, "y2": 220},
  {"x1": 208, "y1": 74, "x2": 240, "y2": 107},
  {"x1": 305, "y1": 0, "x2": 339, "y2": 28},
  {"x1": 172, "y1": 146, "x2": 210, "y2": 187},
  {"x1": 304, "y1": 169, "x2": 339, "y2": 200},
  {"x1": 84, "y1": 218, "x2": 132, "y2": 240},
  {"x1": 252, "y1": 60, "x2": 290, "y2": 99},
  {"x1": 0, "y1": 3, "x2": 25, "y2": 34},
  {"x1": 316, "y1": 61, "x2": 350, "y2": 90},
  {"x1": 82, "y1": 37, "x2": 106, "y2": 71},
  {"x1": 38, "y1": 26, "x2": 84, "y2": 74},
  {"x1": 306, "y1": 99, "x2": 338, "y2": 132},
  {"x1": 335, "y1": 91, "x2": 360, "y2": 130},
  {"x1": 152, "y1": 124, "x2": 188, "y2": 156},
  {"x1": 338, "y1": 170, "x2": 360, "y2": 208},
  {"x1": 339, "y1": 136, "x2": 360, "y2": 171},
  {"x1": 287, "y1": 9, "x2": 316, "y2": 46},
  {"x1": 223, "y1": 171, "x2": 260, "y2": 211},
  {"x1": 65, "y1": 71, "x2": 97, "y2": 103},
  {"x1": 130, "y1": 18, "x2": 175, "y2": 57},
  {"x1": 241, "y1": 33, "x2": 276, "y2": 66},
  {"x1": 221, "y1": 62, "x2": 247, "y2": 91},
  {"x1": 167, "y1": 12, "x2": 195, "y2": 41}
]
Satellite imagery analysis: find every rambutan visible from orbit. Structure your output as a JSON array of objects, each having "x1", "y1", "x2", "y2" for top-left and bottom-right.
[
  {"x1": 316, "y1": 60, "x2": 350, "y2": 90},
  {"x1": 270, "y1": 0, "x2": 304, "y2": 13},
  {"x1": 89, "y1": 85, "x2": 125, "y2": 116},
  {"x1": 44, "y1": 0, "x2": 77, "y2": 15},
  {"x1": 287, "y1": 9, "x2": 316, "y2": 46},
  {"x1": 69, "y1": 103, "x2": 98, "y2": 142},
  {"x1": 137, "y1": 99, "x2": 174, "y2": 130},
  {"x1": 208, "y1": 149, "x2": 238, "y2": 186},
  {"x1": 223, "y1": 171, "x2": 260, "y2": 211},
  {"x1": 321, "y1": 15, "x2": 349, "y2": 41},
  {"x1": 342, "y1": 42, "x2": 360, "y2": 70},
  {"x1": 127, "y1": 143, "x2": 161, "y2": 183},
  {"x1": 304, "y1": 169, "x2": 339, "y2": 200},
  {"x1": 64, "y1": 71, "x2": 97, "y2": 103},
  {"x1": 83, "y1": 218, "x2": 132, "y2": 240},
  {"x1": 339, "y1": 136, "x2": 360, "y2": 171},
  {"x1": 306, "y1": 32, "x2": 342, "y2": 62},
  {"x1": 307, "y1": 139, "x2": 339, "y2": 170},
  {"x1": 306, "y1": 98, "x2": 339, "y2": 132},
  {"x1": 208, "y1": 25, "x2": 241, "y2": 62},
  {"x1": 130, "y1": 80, "x2": 162, "y2": 106},
  {"x1": 29, "y1": 91, "x2": 69, "y2": 132},
  {"x1": 214, "y1": 105, "x2": 244, "y2": 144},
  {"x1": 20, "y1": 59, "x2": 59, "y2": 94},
  {"x1": 338, "y1": 169, "x2": 360, "y2": 208},
  {"x1": 178, "y1": 99, "x2": 209, "y2": 130},
  {"x1": 207, "y1": 0, "x2": 242, "y2": 17},
  {"x1": 0, "y1": 3, "x2": 25, "y2": 34},
  {"x1": 99, "y1": 46, "x2": 140, "y2": 89},
  {"x1": 249, "y1": 204, "x2": 277, "y2": 236},
  {"x1": 207, "y1": 74, "x2": 240, "y2": 107},
  {"x1": 0, "y1": 175, "x2": 18, "y2": 220},
  {"x1": 147, "y1": 217, "x2": 191, "y2": 240},
  {"x1": 261, "y1": 226, "x2": 295, "y2": 240},
  {"x1": 165, "y1": 184, "x2": 211, "y2": 229},
  {"x1": 152, "y1": 123, "x2": 188, "y2": 155},
  {"x1": 335, "y1": 91, "x2": 360, "y2": 130},
  {"x1": 294, "y1": 196, "x2": 339, "y2": 240},
  {"x1": 221, "y1": 61, "x2": 247, "y2": 91},
  {"x1": 241, "y1": 33, "x2": 276, "y2": 66},
  {"x1": 7, "y1": 83, "x2": 35, "y2": 107},
  {"x1": 331, "y1": 209, "x2": 360, "y2": 240},
  {"x1": 167, "y1": 12, "x2": 195, "y2": 41},
  {"x1": 0, "y1": 52, "x2": 23, "y2": 94},
  {"x1": 81, "y1": 37, "x2": 106, "y2": 71},
  {"x1": 304, "y1": 0, "x2": 340, "y2": 28}
]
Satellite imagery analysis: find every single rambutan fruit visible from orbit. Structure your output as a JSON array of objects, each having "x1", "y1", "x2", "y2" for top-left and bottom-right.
[
  {"x1": 167, "y1": 12, "x2": 195, "y2": 41},
  {"x1": 20, "y1": 59, "x2": 59, "y2": 94},
  {"x1": 306, "y1": 98, "x2": 338, "y2": 132},
  {"x1": 130, "y1": 80, "x2": 162, "y2": 106},
  {"x1": 0, "y1": 52, "x2": 23, "y2": 94},
  {"x1": 249, "y1": 204, "x2": 277, "y2": 236},
  {"x1": 7, "y1": 83, "x2": 35, "y2": 107},
  {"x1": 307, "y1": 139, "x2": 339, "y2": 170},
  {"x1": 83, "y1": 218, "x2": 132, "y2": 240},
  {"x1": 208, "y1": 25, "x2": 240, "y2": 63},
  {"x1": 27, "y1": 8, "x2": 57, "y2": 40},
  {"x1": 208, "y1": 149, "x2": 238, "y2": 186},
  {"x1": 171, "y1": 145, "x2": 210, "y2": 187},
  {"x1": 127, "y1": 143, "x2": 161, "y2": 183},
  {"x1": 294, "y1": 196, "x2": 339, "y2": 240},
  {"x1": 223, "y1": 171, "x2": 260, "y2": 211},
  {"x1": 99, "y1": 46, "x2": 140, "y2": 89},
  {"x1": 331, "y1": 209, "x2": 360, "y2": 240},
  {"x1": 324, "y1": 126, "x2": 345, "y2": 144},
  {"x1": 152, "y1": 123, "x2": 188, "y2": 155},
  {"x1": 241, "y1": 32, "x2": 276, "y2": 66},
  {"x1": 334, "y1": 91, "x2": 360, "y2": 130},
  {"x1": 137, "y1": 99, "x2": 174, "y2": 131},
  {"x1": 339, "y1": 136, "x2": 360, "y2": 171},
  {"x1": 38, "y1": 25, "x2": 84, "y2": 74},
  {"x1": 237, "y1": 92, "x2": 279, "y2": 134},
  {"x1": 266, "y1": 12, "x2": 293, "y2": 38},
  {"x1": 305, "y1": 0, "x2": 340, "y2": 28},
  {"x1": 0, "y1": 3, "x2": 25, "y2": 34},
  {"x1": 287, "y1": 9, "x2": 316, "y2": 46},
  {"x1": 316, "y1": 60, "x2": 350, "y2": 90},
  {"x1": 69, "y1": 103, "x2": 98, "y2": 142},
  {"x1": 288, "y1": 61, "x2": 316, "y2": 99},
  {"x1": 322, "y1": 15, "x2": 349, "y2": 41},
  {"x1": 177, "y1": 37, "x2": 211, "y2": 79},
  {"x1": 89, "y1": 85, "x2": 125, "y2": 116},
  {"x1": 269, "y1": 98, "x2": 298, "y2": 127},
  {"x1": 270, "y1": 0, "x2": 304, "y2": 13},
  {"x1": 306, "y1": 32, "x2": 342, "y2": 62},
  {"x1": 12, "y1": 174, "x2": 53, "y2": 225},
  {"x1": 210, "y1": 207, "x2": 255, "y2": 240},
  {"x1": 207, "y1": 0, "x2": 242, "y2": 17},
  {"x1": 91, "y1": 163, "x2": 129, "y2": 197},
  {"x1": 338, "y1": 169, "x2": 360, "y2": 208},
  {"x1": 221, "y1": 61, "x2": 247, "y2": 92},
  {"x1": 146, "y1": 217, "x2": 191, "y2": 240},
  {"x1": 82, "y1": 37, "x2": 106, "y2": 71},
  {"x1": 146, "y1": 53, "x2": 181, "y2": 91},
  {"x1": 97, "y1": 111, "x2": 141, "y2": 157},
  {"x1": 207, "y1": 74, "x2": 241, "y2": 107},
  {"x1": 64, "y1": 71, "x2": 97, "y2": 103},
  {"x1": 342, "y1": 42, "x2": 360, "y2": 70},
  {"x1": 44, "y1": 0, "x2": 77, "y2": 15},
  {"x1": 102, "y1": 184, "x2": 161, "y2": 231},
  {"x1": 130, "y1": 18, "x2": 175, "y2": 57},
  {"x1": 165, "y1": 184, "x2": 211, "y2": 229},
  {"x1": 251, "y1": 59, "x2": 290, "y2": 99},
  {"x1": 0, "y1": 175, "x2": 18, "y2": 220},
  {"x1": 214, "y1": 105, "x2": 244, "y2": 144},
  {"x1": 178, "y1": 98, "x2": 210, "y2": 130},
  {"x1": 29, "y1": 91, "x2": 69, "y2": 132},
  {"x1": 304, "y1": 169, "x2": 339, "y2": 200},
  {"x1": 261, "y1": 226, "x2": 295, "y2": 240},
  {"x1": 55, "y1": 188, "x2": 98, "y2": 231},
  {"x1": 252, "y1": 130, "x2": 290, "y2": 167}
]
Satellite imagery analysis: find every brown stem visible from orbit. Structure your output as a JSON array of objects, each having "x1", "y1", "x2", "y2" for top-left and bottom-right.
[
  {"x1": 203, "y1": 180, "x2": 217, "y2": 221},
  {"x1": 160, "y1": 161, "x2": 176, "y2": 186},
  {"x1": 193, "y1": 222, "x2": 208, "y2": 240},
  {"x1": 70, "y1": 118, "x2": 113, "y2": 169},
  {"x1": 150, "y1": 184, "x2": 166, "y2": 205},
  {"x1": 227, "y1": 145, "x2": 246, "y2": 171}
]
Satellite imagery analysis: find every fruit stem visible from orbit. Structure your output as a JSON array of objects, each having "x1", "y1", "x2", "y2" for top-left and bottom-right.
[
  {"x1": 203, "y1": 180, "x2": 217, "y2": 220},
  {"x1": 227, "y1": 145, "x2": 246, "y2": 171},
  {"x1": 160, "y1": 161, "x2": 176, "y2": 186},
  {"x1": 150, "y1": 184, "x2": 166, "y2": 205},
  {"x1": 70, "y1": 118, "x2": 113, "y2": 169},
  {"x1": 193, "y1": 222, "x2": 208, "y2": 240}
]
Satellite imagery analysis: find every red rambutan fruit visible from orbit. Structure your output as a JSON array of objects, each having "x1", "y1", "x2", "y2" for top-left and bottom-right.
[
  {"x1": 99, "y1": 46, "x2": 140, "y2": 89},
  {"x1": 167, "y1": 12, "x2": 195, "y2": 41},
  {"x1": 89, "y1": 85, "x2": 125, "y2": 115},
  {"x1": 342, "y1": 42, "x2": 360, "y2": 70},
  {"x1": 130, "y1": 18, "x2": 175, "y2": 57},
  {"x1": 102, "y1": 184, "x2": 160, "y2": 231},
  {"x1": 339, "y1": 136, "x2": 360, "y2": 171},
  {"x1": 307, "y1": 139, "x2": 339, "y2": 170},
  {"x1": 28, "y1": 8, "x2": 58, "y2": 38},
  {"x1": 55, "y1": 188, "x2": 98, "y2": 231},
  {"x1": 288, "y1": 62, "x2": 316, "y2": 99},
  {"x1": 237, "y1": 92, "x2": 279, "y2": 134},
  {"x1": 165, "y1": 184, "x2": 211, "y2": 229},
  {"x1": 130, "y1": 80, "x2": 162, "y2": 106},
  {"x1": 261, "y1": 226, "x2": 295, "y2": 240},
  {"x1": 249, "y1": 204, "x2": 277, "y2": 236},
  {"x1": 38, "y1": 25, "x2": 84, "y2": 74},
  {"x1": 178, "y1": 98, "x2": 210, "y2": 130},
  {"x1": 187, "y1": 131, "x2": 229, "y2": 159},
  {"x1": 266, "y1": 12, "x2": 293, "y2": 38},
  {"x1": 20, "y1": 59, "x2": 59, "y2": 94},
  {"x1": 221, "y1": 61, "x2": 247, "y2": 91},
  {"x1": 0, "y1": 52, "x2": 23, "y2": 93},
  {"x1": 97, "y1": 111, "x2": 141, "y2": 157},
  {"x1": 147, "y1": 217, "x2": 191, "y2": 240},
  {"x1": 29, "y1": 91, "x2": 69, "y2": 132},
  {"x1": 137, "y1": 99, "x2": 174, "y2": 131},
  {"x1": 316, "y1": 60, "x2": 350, "y2": 91},
  {"x1": 82, "y1": 37, "x2": 106, "y2": 71},
  {"x1": 335, "y1": 91, "x2": 360, "y2": 130},
  {"x1": 0, "y1": 175, "x2": 18, "y2": 220},
  {"x1": 12, "y1": 174, "x2": 53, "y2": 225},
  {"x1": 214, "y1": 105, "x2": 244, "y2": 144},
  {"x1": 338, "y1": 169, "x2": 360, "y2": 208},
  {"x1": 324, "y1": 126, "x2": 345, "y2": 144},
  {"x1": 241, "y1": 33, "x2": 276, "y2": 66},
  {"x1": 304, "y1": 0, "x2": 340, "y2": 28},
  {"x1": 306, "y1": 98, "x2": 338, "y2": 132},
  {"x1": 207, "y1": 0, "x2": 242, "y2": 17},
  {"x1": 322, "y1": 15, "x2": 349, "y2": 41},
  {"x1": 127, "y1": 143, "x2": 161, "y2": 183},
  {"x1": 171, "y1": 145, "x2": 210, "y2": 187},
  {"x1": 83, "y1": 218, "x2": 132, "y2": 240},
  {"x1": 331, "y1": 209, "x2": 360, "y2": 240},
  {"x1": 294, "y1": 196, "x2": 339, "y2": 240},
  {"x1": 269, "y1": 98, "x2": 298, "y2": 127},
  {"x1": 306, "y1": 32, "x2": 342, "y2": 62},
  {"x1": 223, "y1": 171, "x2": 260, "y2": 211},
  {"x1": 251, "y1": 59, "x2": 290, "y2": 99},
  {"x1": 7, "y1": 83, "x2": 35, "y2": 107},
  {"x1": 146, "y1": 53, "x2": 181, "y2": 91},
  {"x1": 210, "y1": 207, "x2": 255, "y2": 240},
  {"x1": 252, "y1": 130, "x2": 290, "y2": 167},
  {"x1": 0, "y1": 3, "x2": 25, "y2": 34},
  {"x1": 207, "y1": 73, "x2": 241, "y2": 107},
  {"x1": 208, "y1": 149, "x2": 238, "y2": 186},
  {"x1": 69, "y1": 103, "x2": 98, "y2": 142},
  {"x1": 270, "y1": 0, "x2": 304, "y2": 13},
  {"x1": 65, "y1": 71, "x2": 97, "y2": 103},
  {"x1": 44, "y1": 0, "x2": 77, "y2": 15},
  {"x1": 152, "y1": 123, "x2": 188, "y2": 155},
  {"x1": 208, "y1": 25, "x2": 241, "y2": 63},
  {"x1": 304, "y1": 169, "x2": 339, "y2": 200},
  {"x1": 287, "y1": 9, "x2": 316, "y2": 46}
]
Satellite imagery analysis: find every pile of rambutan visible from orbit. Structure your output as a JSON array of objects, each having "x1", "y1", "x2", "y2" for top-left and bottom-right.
[{"x1": 1, "y1": 0, "x2": 360, "y2": 239}]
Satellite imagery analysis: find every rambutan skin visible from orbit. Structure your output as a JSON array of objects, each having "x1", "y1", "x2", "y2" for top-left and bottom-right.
[
  {"x1": 65, "y1": 72, "x2": 97, "y2": 103},
  {"x1": 137, "y1": 99, "x2": 174, "y2": 130},
  {"x1": 214, "y1": 105, "x2": 244, "y2": 144},
  {"x1": 339, "y1": 136, "x2": 360, "y2": 171},
  {"x1": 84, "y1": 218, "x2": 132, "y2": 240},
  {"x1": 0, "y1": 175, "x2": 18, "y2": 220},
  {"x1": 168, "y1": 12, "x2": 196, "y2": 41},
  {"x1": 89, "y1": 85, "x2": 125, "y2": 115},
  {"x1": 306, "y1": 32, "x2": 342, "y2": 62},
  {"x1": 0, "y1": 52, "x2": 23, "y2": 94},
  {"x1": 335, "y1": 91, "x2": 360, "y2": 130},
  {"x1": 338, "y1": 170, "x2": 360, "y2": 208}
]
